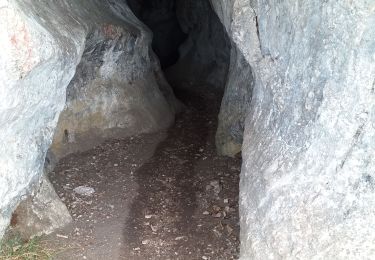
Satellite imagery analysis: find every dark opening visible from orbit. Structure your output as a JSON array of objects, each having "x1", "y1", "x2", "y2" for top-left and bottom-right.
[
  {"x1": 127, "y1": 0, "x2": 231, "y2": 90},
  {"x1": 127, "y1": 0, "x2": 187, "y2": 69},
  {"x1": 44, "y1": 1, "x2": 241, "y2": 259}
]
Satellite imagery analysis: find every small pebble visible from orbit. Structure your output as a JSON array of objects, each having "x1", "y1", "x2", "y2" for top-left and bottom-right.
[
  {"x1": 150, "y1": 225, "x2": 158, "y2": 232},
  {"x1": 213, "y1": 212, "x2": 222, "y2": 218},
  {"x1": 226, "y1": 225, "x2": 234, "y2": 234},
  {"x1": 213, "y1": 205, "x2": 221, "y2": 212}
]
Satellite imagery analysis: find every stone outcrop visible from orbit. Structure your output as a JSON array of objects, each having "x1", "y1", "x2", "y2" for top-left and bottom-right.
[
  {"x1": 0, "y1": 0, "x2": 176, "y2": 238},
  {"x1": 48, "y1": 17, "x2": 177, "y2": 162},
  {"x1": 211, "y1": 0, "x2": 375, "y2": 259}
]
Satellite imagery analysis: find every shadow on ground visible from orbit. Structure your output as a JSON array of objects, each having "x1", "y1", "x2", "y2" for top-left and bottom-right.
[
  {"x1": 45, "y1": 87, "x2": 240, "y2": 260},
  {"x1": 122, "y1": 87, "x2": 240, "y2": 259}
]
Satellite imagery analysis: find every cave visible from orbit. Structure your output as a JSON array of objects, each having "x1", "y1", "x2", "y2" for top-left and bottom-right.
[
  {"x1": 1, "y1": 0, "x2": 375, "y2": 259},
  {"x1": 127, "y1": 0, "x2": 188, "y2": 69}
]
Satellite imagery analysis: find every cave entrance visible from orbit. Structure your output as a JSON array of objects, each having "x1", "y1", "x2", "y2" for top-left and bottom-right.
[{"x1": 44, "y1": 0, "x2": 242, "y2": 259}]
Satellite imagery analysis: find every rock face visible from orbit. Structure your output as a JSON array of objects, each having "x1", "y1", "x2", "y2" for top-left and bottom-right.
[
  {"x1": 216, "y1": 47, "x2": 253, "y2": 157},
  {"x1": 11, "y1": 174, "x2": 72, "y2": 239},
  {"x1": 2, "y1": 0, "x2": 375, "y2": 259},
  {"x1": 48, "y1": 19, "x2": 177, "y2": 161},
  {"x1": 211, "y1": 0, "x2": 375, "y2": 259},
  {"x1": 0, "y1": 0, "x2": 176, "y2": 238}
]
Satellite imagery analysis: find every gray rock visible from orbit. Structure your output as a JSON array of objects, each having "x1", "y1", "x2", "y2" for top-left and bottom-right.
[
  {"x1": 48, "y1": 3, "x2": 178, "y2": 161},
  {"x1": 211, "y1": 0, "x2": 375, "y2": 259},
  {"x1": 10, "y1": 175, "x2": 72, "y2": 239},
  {"x1": 216, "y1": 46, "x2": 254, "y2": 157},
  {"x1": 0, "y1": 0, "x2": 176, "y2": 238},
  {"x1": 1, "y1": 1, "x2": 375, "y2": 259},
  {"x1": 73, "y1": 186, "x2": 95, "y2": 196}
]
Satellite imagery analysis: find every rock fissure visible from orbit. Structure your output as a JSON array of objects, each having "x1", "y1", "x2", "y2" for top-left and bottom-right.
[{"x1": 1, "y1": 0, "x2": 375, "y2": 259}]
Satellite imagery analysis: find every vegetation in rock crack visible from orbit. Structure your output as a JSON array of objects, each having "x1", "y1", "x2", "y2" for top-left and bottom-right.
[{"x1": 0, "y1": 235, "x2": 54, "y2": 260}]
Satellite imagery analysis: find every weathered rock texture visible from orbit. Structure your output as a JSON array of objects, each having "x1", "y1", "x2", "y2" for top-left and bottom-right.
[
  {"x1": 48, "y1": 21, "x2": 177, "y2": 162},
  {"x1": 0, "y1": 0, "x2": 176, "y2": 238},
  {"x1": 211, "y1": 0, "x2": 375, "y2": 259},
  {"x1": 216, "y1": 47, "x2": 253, "y2": 157},
  {"x1": 11, "y1": 174, "x2": 72, "y2": 239}
]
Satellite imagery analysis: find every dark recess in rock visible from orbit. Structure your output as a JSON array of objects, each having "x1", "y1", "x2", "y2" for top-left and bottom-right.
[
  {"x1": 127, "y1": 0, "x2": 231, "y2": 90},
  {"x1": 127, "y1": 0, "x2": 188, "y2": 69}
]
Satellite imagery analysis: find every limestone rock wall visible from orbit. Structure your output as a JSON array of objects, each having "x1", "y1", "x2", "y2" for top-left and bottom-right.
[
  {"x1": 48, "y1": 15, "x2": 177, "y2": 161},
  {"x1": 211, "y1": 0, "x2": 375, "y2": 259},
  {"x1": 0, "y1": 0, "x2": 176, "y2": 238}
]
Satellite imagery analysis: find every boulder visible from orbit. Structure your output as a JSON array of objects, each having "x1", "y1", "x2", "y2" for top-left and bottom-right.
[
  {"x1": 10, "y1": 175, "x2": 72, "y2": 239},
  {"x1": 211, "y1": 0, "x2": 375, "y2": 258}
]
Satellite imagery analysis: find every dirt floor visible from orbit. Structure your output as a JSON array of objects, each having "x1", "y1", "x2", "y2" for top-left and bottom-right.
[{"x1": 46, "y1": 86, "x2": 241, "y2": 260}]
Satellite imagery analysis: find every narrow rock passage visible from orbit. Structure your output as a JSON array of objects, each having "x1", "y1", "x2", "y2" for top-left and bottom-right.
[{"x1": 47, "y1": 86, "x2": 241, "y2": 260}]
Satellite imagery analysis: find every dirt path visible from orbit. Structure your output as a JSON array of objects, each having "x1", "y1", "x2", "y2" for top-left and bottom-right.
[{"x1": 47, "y1": 87, "x2": 241, "y2": 260}]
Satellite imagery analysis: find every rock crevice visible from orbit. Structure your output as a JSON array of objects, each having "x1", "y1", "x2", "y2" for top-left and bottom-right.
[{"x1": 1, "y1": 1, "x2": 375, "y2": 259}]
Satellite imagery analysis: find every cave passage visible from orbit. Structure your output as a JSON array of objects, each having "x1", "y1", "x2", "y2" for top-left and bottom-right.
[
  {"x1": 44, "y1": 0, "x2": 241, "y2": 259},
  {"x1": 3, "y1": 0, "x2": 372, "y2": 258},
  {"x1": 127, "y1": 0, "x2": 187, "y2": 69}
]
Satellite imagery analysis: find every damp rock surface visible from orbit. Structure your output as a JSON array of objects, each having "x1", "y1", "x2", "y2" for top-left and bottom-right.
[{"x1": 211, "y1": 0, "x2": 375, "y2": 259}]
